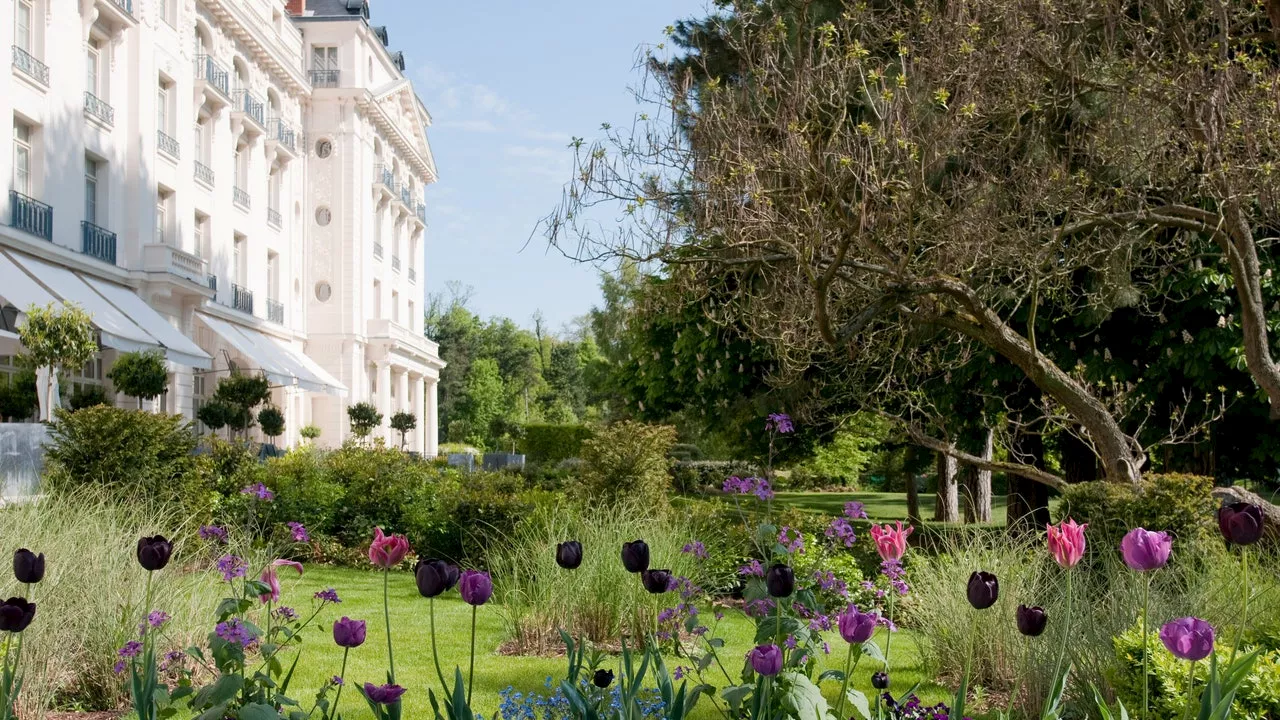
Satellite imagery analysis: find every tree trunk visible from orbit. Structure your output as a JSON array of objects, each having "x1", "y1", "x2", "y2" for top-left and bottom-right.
[
  {"x1": 1220, "y1": 203, "x2": 1280, "y2": 420},
  {"x1": 935, "y1": 451, "x2": 959, "y2": 523},
  {"x1": 1060, "y1": 430, "x2": 1101, "y2": 484},
  {"x1": 1006, "y1": 424, "x2": 1051, "y2": 535},
  {"x1": 905, "y1": 453, "x2": 921, "y2": 526},
  {"x1": 963, "y1": 428, "x2": 994, "y2": 524}
]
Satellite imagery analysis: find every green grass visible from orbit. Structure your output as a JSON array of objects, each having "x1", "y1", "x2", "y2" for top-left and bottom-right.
[
  {"x1": 774, "y1": 490, "x2": 1061, "y2": 527},
  {"x1": 274, "y1": 566, "x2": 950, "y2": 720}
]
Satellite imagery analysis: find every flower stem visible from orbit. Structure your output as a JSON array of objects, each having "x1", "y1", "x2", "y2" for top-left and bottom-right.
[
  {"x1": 1044, "y1": 568, "x2": 1073, "y2": 717},
  {"x1": 835, "y1": 643, "x2": 857, "y2": 718},
  {"x1": 1230, "y1": 549, "x2": 1248, "y2": 667},
  {"x1": 883, "y1": 593, "x2": 895, "y2": 672},
  {"x1": 330, "y1": 648, "x2": 349, "y2": 720},
  {"x1": 468, "y1": 604, "x2": 477, "y2": 705},
  {"x1": 1141, "y1": 573, "x2": 1151, "y2": 720},
  {"x1": 430, "y1": 597, "x2": 448, "y2": 696},
  {"x1": 1181, "y1": 660, "x2": 1196, "y2": 720},
  {"x1": 383, "y1": 569, "x2": 395, "y2": 683}
]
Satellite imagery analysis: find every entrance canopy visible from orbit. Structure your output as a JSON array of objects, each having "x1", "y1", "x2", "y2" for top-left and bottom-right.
[{"x1": 197, "y1": 313, "x2": 346, "y2": 396}]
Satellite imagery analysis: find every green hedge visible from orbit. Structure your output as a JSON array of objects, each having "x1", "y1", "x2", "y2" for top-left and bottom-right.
[
  {"x1": 1056, "y1": 472, "x2": 1218, "y2": 552},
  {"x1": 520, "y1": 424, "x2": 594, "y2": 462}
]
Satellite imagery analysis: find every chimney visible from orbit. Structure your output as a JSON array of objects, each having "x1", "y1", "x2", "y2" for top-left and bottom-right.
[{"x1": 285, "y1": 0, "x2": 305, "y2": 15}]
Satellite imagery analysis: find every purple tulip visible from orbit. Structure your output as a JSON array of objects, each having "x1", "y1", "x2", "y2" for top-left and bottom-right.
[
  {"x1": 0, "y1": 598, "x2": 35, "y2": 633},
  {"x1": 747, "y1": 644, "x2": 782, "y2": 676},
  {"x1": 1016, "y1": 605, "x2": 1048, "y2": 637},
  {"x1": 1218, "y1": 503, "x2": 1264, "y2": 546},
  {"x1": 621, "y1": 540, "x2": 650, "y2": 573},
  {"x1": 837, "y1": 606, "x2": 877, "y2": 644},
  {"x1": 1160, "y1": 617, "x2": 1215, "y2": 662},
  {"x1": 1120, "y1": 528, "x2": 1172, "y2": 572},
  {"x1": 966, "y1": 571, "x2": 999, "y2": 610},
  {"x1": 459, "y1": 570, "x2": 493, "y2": 606},
  {"x1": 362, "y1": 682, "x2": 406, "y2": 705},
  {"x1": 13, "y1": 549, "x2": 44, "y2": 585},
  {"x1": 332, "y1": 616, "x2": 366, "y2": 648}
]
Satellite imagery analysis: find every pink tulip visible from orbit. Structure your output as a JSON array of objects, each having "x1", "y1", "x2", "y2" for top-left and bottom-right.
[
  {"x1": 368, "y1": 527, "x2": 411, "y2": 569},
  {"x1": 1046, "y1": 518, "x2": 1088, "y2": 568},
  {"x1": 869, "y1": 521, "x2": 913, "y2": 562},
  {"x1": 259, "y1": 559, "x2": 304, "y2": 603}
]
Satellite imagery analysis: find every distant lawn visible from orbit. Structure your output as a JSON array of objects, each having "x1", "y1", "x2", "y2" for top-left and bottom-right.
[
  {"x1": 773, "y1": 490, "x2": 1061, "y2": 527},
  {"x1": 268, "y1": 566, "x2": 954, "y2": 720}
]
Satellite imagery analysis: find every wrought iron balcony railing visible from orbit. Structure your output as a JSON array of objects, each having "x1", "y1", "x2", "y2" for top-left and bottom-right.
[
  {"x1": 194, "y1": 55, "x2": 230, "y2": 97},
  {"x1": 108, "y1": 0, "x2": 133, "y2": 15},
  {"x1": 233, "y1": 89, "x2": 265, "y2": 126},
  {"x1": 232, "y1": 283, "x2": 254, "y2": 315},
  {"x1": 373, "y1": 241, "x2": 383, "y2": 259},
  {"x1": 84, "y1": 92, "x2": 114, "y2": 126},
  {"x1": 409, "y1": 267, "x2": 416, "y2": 283},
  {"x1": 267, "y1": 208, "x2": 282, "y2": 228},
  {"x1": 233, "y1": 187, "x2": 250, "y2": 210},
  {"x1": 81, "y1": 221, "x2": 117, "y2": 264},
  {"x1": 194, "y1": 161, "x2": 214, "y2": 186},
  {"x1": 157, "y1": 130, "x2": 180, "y2": 159},
  {"x1": 310, "y1": 69, "x2": 339, "y2": 88},
  {"x1": 267, "y1": 299, "x2": 284, "y2": 324},
  {"x1": 9, "y1": 191, "x2": 52, "y2": 241},
  {"x1": 208, "y1": 274, "x2": 218, "y2": 292},
  {"x1": 268, "y1": 118, "x2": 296, "y2": 153},
  {"x1": 391, "y1": 255, "x2": 401, "y2": 272},
  {"x1": 11, "y1": 46, "x2": 48, "y2": 85}
]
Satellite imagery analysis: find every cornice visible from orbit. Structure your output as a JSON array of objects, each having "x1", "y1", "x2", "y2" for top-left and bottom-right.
[
  {"x1": 354, "y1": 92, "x2": 438, "y2": 185},
  {"x1": 203, "y1": 0, "x2": 311, "y2": 97}
]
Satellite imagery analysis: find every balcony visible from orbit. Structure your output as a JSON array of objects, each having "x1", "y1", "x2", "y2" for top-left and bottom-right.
[
  {"x1": 81, "y1": 222, "x2": 117, "y2": 265},
  {"x1": 374, "y1": 164, "x2": 396, "y2": 200},
  {"x1": 84, "y1": 92, "x2": 114, "y2": 127},
  {"x1": 408, "y1": 267, "x2": 416, "y2": 284},
  {"x1": 232, "y1": 187, "x2": 250, "y2": 210},
  {"x1": 416, "y1": 202, "x2": 427, "y2": 225},
  {"x1": 267, "y1": 208, "x2": 282, "y2": 229},
  {"x1": 142, "y1": 243, "x2": 208, "y2": 287},
  {"x1": 391, "y1": 255, "x2": 401, "y2": 272},
  {"x1": 12, "y1": 46, "x2": 48, "y2": 86},
  {"x1": 267, "y1": 299, "x2": 284, "y2": 324},
  {"x1": 194, "y1": 161, "x2": 215, "y2": 187},
  {"x1": 373, "y1": 241, "x2": 383, "y2": 259},
  {"x1": 232, "y1": 284, "x2": 254, "y2": 315},
  {"x1": 208, "y1": 274, "x2": 218, "y2": 293},
  {"x1": 157, "y1": 130, "x2": 180, "y2": 160},
  {"x1": 94, "y1": 0, "x2": 137, "y2": 29},
  {"x1": 399, "y1": 186, "x2": 413, "y2": 208},
  {"x1": 266, "y1": 118, "x2": 298, "y2": 162},
  {"x1": 231, "y1": 89, "x2": 265, "y2": 138},
  {"x1": 9, "y1": 191, "x2": 52, "y2": 241},
  {"x1": 194, "y1": 55, "x2": 230, "y2": 109},
  {"x1": 310, "y1": 69, "x2": 339, "y2": 88}
]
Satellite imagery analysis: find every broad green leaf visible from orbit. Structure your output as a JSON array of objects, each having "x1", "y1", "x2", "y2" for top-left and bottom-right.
[
  {"x1": 237, "y1": 703, "x2": 281, "y2": 720},
  {"x1": 845, "y1": 688, "x2": 871, "y2": 720},
  {"x1": 777, "y1": 671, "x2": 831, "y2": 720}
]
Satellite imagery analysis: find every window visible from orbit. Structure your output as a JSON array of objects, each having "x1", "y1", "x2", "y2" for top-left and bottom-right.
[
  {"x1": 312, "y1": 46, "x2": 337, "y2": 71},
  {"x1": 156, "y1": 189, "x2": 174, "y2": 245},
  {"x1": 234, "y1": 147, "x2": 248, "y2": 189},
  {"x1": 373, "y1": 279, "x2": 381, "y2": 318},
  {"x1": 163, "y1": 0, "x2": 177, "y2": 27},
  {"x1": 13, "y1": 121, "x2": 32, "y2": 197},
  {"x1": 391, "y1": 290, "x2": 399, "y2": 324},
  {"x1": 272, "y1": 9, "x2": 282, "y2": 34},
  {"x1": 84, "y1": 157, "x2": 98, "y2": 225},
  {"x1": 87, "y1": 38, "x2": 102, "y2": 98},
  {"x1": 368, "y1": 364, "x2": 377, "y2": 395},
  {"x1": 267, "y1": 252, "x2": 279, "y2": 300},
  {"x1": 233, "y1": 236, "x2": 244, "y2": 284},
  {"x1": 157, "y1": 80, "x2": 171, "y2": 134},
  {"x1": 268, "y1": 170, "x2": 281, "y2": 213},
  {"x1": 193, "y1": 118, "x2": 210, "y2": 163},
  {"x1": 15, "y1": 1, "x2": 33, "y2": 54},
  {"x1": 408, "y1": 300, "x2": 415, "y2": 331},
  {"x1": 194, "y1": 213, "x2": 208, "y2": 257}
]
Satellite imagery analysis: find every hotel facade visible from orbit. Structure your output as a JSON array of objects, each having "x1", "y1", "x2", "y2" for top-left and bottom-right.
[{"x1": 1, "y1": 0, "x2": 442, "y2": 452}]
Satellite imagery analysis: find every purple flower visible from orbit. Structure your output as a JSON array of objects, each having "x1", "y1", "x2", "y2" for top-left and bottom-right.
[
  {"x1": 738, "y1": 559, "x2": 765, "y2": 577},
  {"x1": 215, "y1": 618, "x2": 256, "y2": 648},
  {"x1": 333, "y1": 616, "x2": 367, "y2": 648},
  {"x1": 814, "y1": 570, "x2": 849, "y2": 597},
  {"x1": 241, "y1": 483, "x2": 275, "y2": 501},
  {"x1": 198, "y1": 525, "x2": 228, "y2": 544},
  {"x1": 843, "y1": 501, "x2": 868, "y2": 519},
  {"x1": 331, "y1": 675, "x2": 345, "y2": 687},
  {"x1": 766, "y1": 413, "x2": 794, "y2": 434},
  {"x1": 216, "y1": 555, "x2": 247, "y2": 582},
  {"x1": 459, "y1": 570, "x2": 493, "y2": 606},
  {"x1": 160, "y1": 650, "x2": 184, "y2": 671},
  {"x1": 113, "y1": 659, "x2": 127, "y2": 674},
  {"x1": 778, "y1": 526, "x2": 804, "y2": 554},
  {"x1": 784, "y1": 635, "x2": 797, "y2": 649},
  {"x1": 1160, "y1": 617, "x2": 1215, "y2": 661},
  {"x1": 722, "y1": 476, "x2": 775, "y2": 500},
  {"x1": 673, "y1": 666, "x2": 687, "y2": 680},
  {"x1": 681, "y1": 541, "x2": 708, "y2": 560},
  {"x1": 148, "y1": 610, "x2": 170, "y2": 628},
  {"x1": 314, "y1": 588, "x2": 341, "y2": 604},
  {"x1": 753, "y1": 478, "x2": 775, "y2": 501},
  {"x1": 286, "y1": 522, "x2": 310, "y2": 543},
  {"x1": 274, "y1": 606, "x2": 298, "y2": 622},
  {"x1": 826, "y1": 517, "x2": 857, "y2": 548},
  {"x1": 745, "y1": 598, "x2": 776, "y2": 618},
  {"x1": 880, "y1": 560, "x2": 910, "y2": 595},
  {"x1": 363, "y1": 683, "x2": 406, "y2": 705},
  {"x1": 1120, "y1": 528, "x2": 1172, "y2": 572},
  {"x1": 117, "y1": 640, "x2": 142, "y2": 660},
  {"x1": 748, "y1": 644, "x2": 783, "y2": 676},
  {"x1": 838, "y1": 606, "x2": 878, "y2": 644}
]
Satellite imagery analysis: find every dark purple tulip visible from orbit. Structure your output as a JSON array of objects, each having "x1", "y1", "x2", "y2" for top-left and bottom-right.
[
  {"x1": 136, "y1": 536, "x2": 173, "y2": 572},
  {"x1": 621, "y1": 540, "x2": 650, "y2": 573},
  {"x1": 556, "y1": 541, "x2": 583, "y2": 570},
  {"x1": 765, "y1": 563, "x2": 795, "y2": 598},
  {"x1": 1218, "y1": 503, "x2": 1264, "y2": 546},
  {"x1": 459, "y1": 570, "x2": 493, "y2": 606},
  {"x1": 871, "y1": 672, "x2": 890, "y2": 690},
  {"x1": 747, "y1": 644, "x2": 782, "y2": 676},
  {"x1": 0, "y1": 598, "x2": 35, "y2": 633},
  {"x1": 641, "y1": 569, "x2": 673, "y2": 594},
  {"x1": 441, "y1": 561, "x2": 460, "y2": 591},
  {"x1": 967, "y1": 571, "x2": 999, "y2": 610},
  {"x1": 593, "y1": 669, "x2": 614, "y2": 688},
  {"x1": 13, "y1": 549, "x2": 44, "y2": 585},
  {"x1": 362, "y1": 682, "x2": 406, "y2": 705},
  {"x1": 837, "y1": 606, "x2": 877, "y2": 644},
  {"x1": 1160, "y1": 617, "x2": 1215, "y2": 662},
  {"x1": 1016, "y1": 605, "x2": 1048, "y2": 637},
  {"x1": 415, "y1": 558, "x2": 455, "y2": 598},
  {"x1": 332, "y1": 616, "x2": 366, "y2": 648}
]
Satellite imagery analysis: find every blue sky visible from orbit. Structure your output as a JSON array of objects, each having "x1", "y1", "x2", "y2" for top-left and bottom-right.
[{"x1": 368, "y1": 0, "x2": 709, "y2": 332}]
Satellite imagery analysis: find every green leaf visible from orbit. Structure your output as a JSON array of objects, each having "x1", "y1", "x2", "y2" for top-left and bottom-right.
[
  {"x1": 191, "y1": 675, "x2": 243, "y2": 710},
  {"x1": 817, "y1": 670, "x2": 844, "y2": 684},
  {"x1": 720, "y1": 684, "x2": 753, "y2": 712},
  {"x1": 777, "y1": 671, "x2": 831, "y2": 720},
  {"x1": 237, "y1": 703, "x2": 281, "y2": 720},
  {"x1": 860, "y1": 641, "x2": 885, "y2": 665},
  {"x1": 845, "y1": 688, "x2": 871, "y2": 720}
]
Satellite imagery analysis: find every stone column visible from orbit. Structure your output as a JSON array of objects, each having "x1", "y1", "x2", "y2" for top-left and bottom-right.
[
  {"x1": 426, "y1": 377, "x2": 439, "y2": 456},
  {"x1": 395, "y1": 368, "x2": 409, "y2": 447},
  {"x1": 376, "y1": 360, "x2": 391, "y2": 444},
  {"x1": 412, "y1": 374, "x2": 426, "y2": 453}
]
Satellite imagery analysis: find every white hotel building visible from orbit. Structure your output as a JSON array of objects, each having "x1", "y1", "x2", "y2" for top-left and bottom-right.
[{"x1": 0, "y1": 0, "x2": 442, "y2": 452}]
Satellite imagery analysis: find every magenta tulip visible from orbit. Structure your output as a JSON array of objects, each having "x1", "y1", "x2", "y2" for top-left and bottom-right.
[
  {"x1": 368, "y1": 527, "x2": 411, "y2": 569},
  {"x1": 1160, "y1": 617, "x2": 1215, "y2": 662},
  {"x1": 1120, "y1": 528, "x2": 1172, "y2": 571}
]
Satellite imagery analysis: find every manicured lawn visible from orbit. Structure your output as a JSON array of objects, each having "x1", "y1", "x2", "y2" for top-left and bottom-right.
[
  {"x1": 273, "y1": 566, "x2": 951, "y2": 720},
  {"x1": 774, "y1": 490, "x2": 1061, "y2": 527}
]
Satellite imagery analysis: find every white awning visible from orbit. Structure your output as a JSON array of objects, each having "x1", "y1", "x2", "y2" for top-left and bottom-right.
[
  {"x1": 2, "y1": 251, "x2": 213, "y2": 369},
  {"x1": 197, "y1": 313, "x2": 346, "y2": 396},
  {"x1": 83, "y1": 277, "x2": 211, "y2": 369}
]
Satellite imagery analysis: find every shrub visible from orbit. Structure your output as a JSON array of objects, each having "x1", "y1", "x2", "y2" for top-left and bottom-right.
[
  {"x1": 261, "y1": 448, "x2": 345, "y2": 533},
  {"x1": 257, "y1": 405, "x2": 285, "y2": 440},
  {"x1": 106, "y1": 349, "x2": 168, "y2": 407},
  {"x1": 43, "y1": 406, "x2": 205, "y2": 511},
  {"x1": 347, "y1": 401, "x2": 382, "y2": 439},
  {"x1": 1057, "y1": 473, "x2": 1218, "y2": 551},
  {"x1": 299, "y1": 424, "x2": 321, "y2": 442},
  {"x1": 19, "y1": 302, "x2": 96, "y2": 420},
  {"x1": 202, "y1": 371, "x2": 270, "y2": 438},
  {"x1": 390, "y1": 410, "x2": 417, "y2": 448},
  {"x1": 670, "y1": 460, "x2": 757, "y2": 494},
  {"x1": 579, "y1": 421, "x2": 676, "y2": 508},
  {"x1": 67, "y1": 383, "x2": 108, "y2": 411},
  {"x1": 0, "y1": 370, "x2": 38, "y2": 420},
  {"x1": 321, "y1": 443, "x2": 444, "y2": 548},
  {"x1": 520, "y1": 424, "x2": 594, "y2": 462}
]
